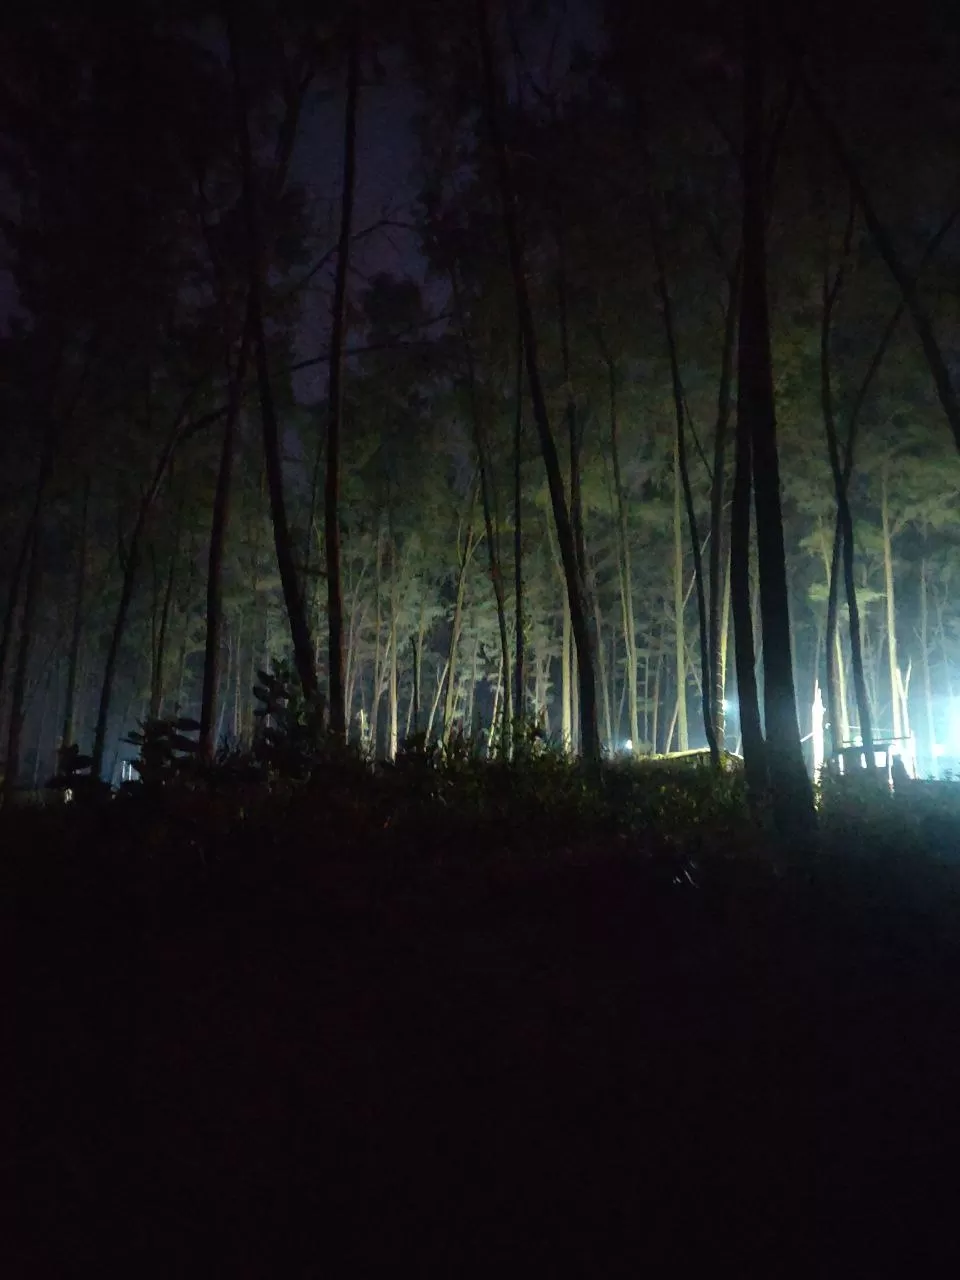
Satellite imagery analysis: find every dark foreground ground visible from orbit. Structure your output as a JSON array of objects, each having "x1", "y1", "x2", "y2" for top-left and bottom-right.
[{"x1": 9, "y1": 818, "x2": 960, "y2": 1275}]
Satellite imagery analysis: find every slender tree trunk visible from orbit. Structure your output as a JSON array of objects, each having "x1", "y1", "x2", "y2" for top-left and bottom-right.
[
  {"x1": 593, "y1": 594, "x2": 613, "y2": 751},
  {"x1": 452, "y1": 270, "x2": 512, "y2": 757},
  {"x1": 443, "y1": 517, "x2": 476, "y2": 743},
  {"x1": 92, "y1": 399, "x2": 195, "y2": 778},
  {"x1": 477, "y1": 0, "x2": 598, "y2": 761},
  {"x1": 234, "y1": 617, "x2": 244, "y2": 741},
  {"x1": 200, "y1": 302, "x2": 253, "y2": 758},
  {"x1": 881, "y1": 468, "x2": 902, "y2": 739},
  {"x1": 553, "y1": 608, "x2": 567, "y2": 752},
  {"x1": 229, "y1": 19, "x2": 317, "y2": 702},
  {"x1": 388, "y1": 608, "x2": 398, "y2": 761},
  {"x1": 720, "y1": 556, "x2": 732, "y2": 731},
  {"x1": 606, "y1": 357, "x2": 639, "y2": 749},
  {"x1": 921, "y1": 557, "x2": 935, "y2": 767},
  {"x1": 151, "y1": 481, "x2": 185, "y2": 723},
  {"x1": 3, "y1": 527, "x2": 42, "y2": 801},
  {"x1": 513, "y1": 329, "x2": 525, "y2": 736},
  {"x1": 467, "y1": 634, "x2": 480, "y2": 739},
  {"x1": 489, "y1": 655, "x2": 504, "y2": 756},
  {"x1": 325, "y1": 15, "x2": 359, "y2": 741},
  {"x1": 370, "y1": 533, "x2": 384, "y2": 756},
  {"x1": 32, "y1": 663, "x2": 56, "y2": 789},
  {"x1": 0, "y1": 419, "x2": 59, "y2": 742},
  {"x1": 821, "y1": 196, "x2": 874, "y2": 760},
  {"x1": 739, "y1": 2, "x2": 813, "y2": 824},
  {"x1": 673, "y1": 438, "x2": 689, "y2": 752},
  {"x1": 216, "y1": 628, "x2": 233, "y2": 747},
  {"x1": 61, "y1": 475, "x2": 90, "y2": 750},
  {"x1": 426, "y1": 658, "x2": 449, "y2": 742},
  {"x1": 709, "y1": 271, "x2": 739, "y2": 751},
  {"x1": 652, "y1": 625, "x2": 664, "y2": 753},
  {"x1": 409, "y1": 632, "x2": 421, "y2": 738},
  {"x1": 650, "y1": 192, "x2": 716, "y2": 761}
]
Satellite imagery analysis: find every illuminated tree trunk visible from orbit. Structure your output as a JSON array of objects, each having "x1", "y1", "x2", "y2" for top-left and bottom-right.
[
  {"x1": 514, "y1": 330, "x2": 525, "y2": 736},
  {"x1": 605, "y1": 355, "x2": 639, "y2": 750},
  {"x1": 570, "y1": 638, "x2": 579, "y2": 754},
  {"x1": 673, "y1": 438, "x2": 689, "y2": 752},
  {"x1": 442, "y1": 519, "x2": 475, "y2": 743},
  {"x1": 709, "y1": 275, "x2": 739, "y2": 751},
  {"x1": 325, "y1": 14, "x2": 359, "y2": 742},
  {"x1": 200, "y1": 304, "x2": 253, "y2": 758},
  {"x1": 560, "y1": 605, "x2": 572, "y2": 753},
  {"x1": 921, "y1": 557, "x2": 935, "y2": 765},
  {"x1": 651, "y1": 194, "x2": 715, "y2": 761},
  {"x1": 593, "y1": 596, "x2": 613, "y2": 751},
  {"x1": 388, "y1": 608, "x2": 398, "y2": 761},
  {"x1": 452, "y1": 269, "x2": 512, "y2": 757},
  {"x1": 881, "y1": 468, "x2": 902, "y2": 739},
  {"x1": 370, "y1": 533, "x2": 383, "y2": 754}
]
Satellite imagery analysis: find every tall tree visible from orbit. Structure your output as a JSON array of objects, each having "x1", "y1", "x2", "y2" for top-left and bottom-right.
[
  {"x1": 738, "y1": 1, "x2": 813, "y2": 826},
  {"x1": 476, "y1": 0, "x2": 599, "y2": 761},
  {"x1": 325, "y1": 12, "x2": 361, "y2": 742}
]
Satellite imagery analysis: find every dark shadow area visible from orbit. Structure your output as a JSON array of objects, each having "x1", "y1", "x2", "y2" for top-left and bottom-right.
[{"x1": 10, "y1": 765, "x2": 960, "y2": 1274}]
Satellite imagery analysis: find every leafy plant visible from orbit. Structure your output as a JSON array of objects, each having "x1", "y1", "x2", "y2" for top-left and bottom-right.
[
  {"x1": 46, "y1": 742, "x2": 115, "y2": 806},
  {"x1": 124, "y1": 716, "x2": 201, "y2": 789}
]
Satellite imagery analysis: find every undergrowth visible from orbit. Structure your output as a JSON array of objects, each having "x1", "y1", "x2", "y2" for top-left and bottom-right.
[{"x1": 5, "y1": 668, "x2": 960, "y2": 921}]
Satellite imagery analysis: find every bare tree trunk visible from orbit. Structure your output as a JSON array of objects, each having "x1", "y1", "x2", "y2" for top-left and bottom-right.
[
  {"x1": 729, "y1": 288, "x2": 765, "y2": 788},
  {"x1": 881, "y1": 468, "x2": 902, "y2": 739},
  {"x1": 426, "y1": 658, "x2": 449, "y2": 743},
  {"x1": 489, "y1": 655, "x2": 504, "y2": 756},
  {"x1": 200, "y1": 304, "x2": 253, "y2": 758},
  {"x1": 61, "y1": 474, "x2": 90, "y2": 750},
  {"x1": 92, "y1": 398, "x2": 196, "y2": 778},
  {"x1": 921, "y1": 557, "x2": 935, "y2": 767},
  {"x1": 561, "y1": 606, "x2": 573, "y2": 756},
  {"x1": 3, "y1": 527, "x2": 42, "y2": 801},
  {"x1": 0, "y1": 415, "x2": 60, "y2": 743},
  {"x1": 325, "y1": 15, "x2": 360, "y2": 742},
  {"x1": 477, "y1": 0, "x2": 598, "y2": 761},
  {"x1": 652, "y1": 625, "x2": 664, "y2": 753},
  {"x1": 649, "y1": 190, "x2": 716, "y2": 761},
  {"x1": 388, "y1": 608, "x2": 398, "y2": 761},
  {"x1": 673, "y1": 438, "x2": 689, "y2": 753},
  {"x1": 709, "y1": 271, "x2": 739, "y2": 751},
  {"x1": 151, "y1": 479, "x2": 185, "y2": 723},
  {"x1": 604, "y1": 355, "x2": 639, "y2": 750},
  {"x1": 442, "y1": 515, "x2": 476, "y2": 743},
  {"x1": 593, "y1": 594, "x2": 613, "y2": 751},
  {"x1": 740, "y1": 2, "x2": 813, "y2": 827},
  {"x1": 452, "y1": 269, "x2": 512, "y2": 757},
  {"x1": 513, "y1": 329, "x2": 525, "y2": 736},
  {"x1": 228, "y1": 18, "x2": 317, "y2": 703}
]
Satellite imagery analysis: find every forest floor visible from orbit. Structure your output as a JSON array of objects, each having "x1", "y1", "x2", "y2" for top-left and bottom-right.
[{"x1": 8, "y1": 776, "x2": 960, "y2": 1274}]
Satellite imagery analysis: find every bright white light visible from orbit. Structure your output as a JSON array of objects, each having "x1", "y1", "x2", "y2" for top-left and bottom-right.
[
  {"x1": 623, "y1": 739, "x2": 633, "y2": 753},
  {"x1": 933, "y1": 743, "x2": 946, "y2": 758},
  {"x1": 723, "y1": 699, "x2": 733, "y2": 712},
  {"x1": 874, "y1": 751, "x2": 887, "y2": 768}
]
